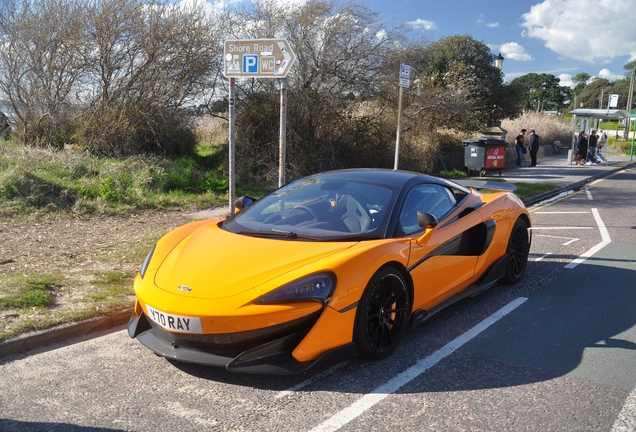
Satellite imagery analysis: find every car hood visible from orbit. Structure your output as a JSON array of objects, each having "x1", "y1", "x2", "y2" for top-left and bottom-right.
[{"x1": 154, "y1": 221, "x2": 356, "y2": 299}]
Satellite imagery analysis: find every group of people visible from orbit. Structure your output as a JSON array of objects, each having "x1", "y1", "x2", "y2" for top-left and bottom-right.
[
  {"x1": 573, "y1": 129, "x2": 607, "y2": 166},
  {"x1": 514, "y1": 128, "x2": 540, "y2": 167},
  {"x1": 514, "y1": 128, "x2": 608, "y2": 167}
]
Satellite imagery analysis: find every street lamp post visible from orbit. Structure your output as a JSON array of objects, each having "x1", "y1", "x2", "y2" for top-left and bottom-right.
[{"x1": 495, "y1": 53, "x2": 504, "y2": 71}]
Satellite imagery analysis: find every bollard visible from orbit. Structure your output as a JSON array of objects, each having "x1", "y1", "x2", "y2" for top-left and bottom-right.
[{"x1": 567, "y1": 149, "x2": 573, "y2": 165}]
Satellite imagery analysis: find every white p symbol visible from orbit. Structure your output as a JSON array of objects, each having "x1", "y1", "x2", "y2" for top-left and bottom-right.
[{"x1": 243, "y1": 55, "x2": 258, "y2": 73}]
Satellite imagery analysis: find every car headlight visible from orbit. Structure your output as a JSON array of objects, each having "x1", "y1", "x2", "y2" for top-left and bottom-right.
[
  {"x1": 256, "y1": 272, "x2": 336, "y2": 304},
  {"x1": 139, "y1": 246, "x2": 156, "y2": 279}
]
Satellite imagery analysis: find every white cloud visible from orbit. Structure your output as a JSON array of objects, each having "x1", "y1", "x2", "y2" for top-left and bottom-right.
[
  {"x1": 407, "y1": 19, "x2": 437, "y2": 30},
  {"x1": 597, "y1": 68, "x2": 624, "y2": 81},
  {"x1": 558, "y1": 74, "x2": 574, "y2": 88},
  {"x1": 477, "y1": 14, "x2": 499, "y2": 28},
  {"x1": 520, "y1": 0, "x2": 636, "y2": 63},
  {"x1": 498, "y1": 42, "x2": 533, "y2": 61}
]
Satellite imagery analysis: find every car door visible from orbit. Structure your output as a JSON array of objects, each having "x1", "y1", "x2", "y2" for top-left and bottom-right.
[{"x1": 397, "y1": 183, "x2": 482, "y2": 312}]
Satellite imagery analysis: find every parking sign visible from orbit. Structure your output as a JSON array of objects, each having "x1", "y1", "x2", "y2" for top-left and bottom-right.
[
  {"x1": 399, "y1": 64, "x2": 411, "y2": 88},
  {"x1": 243, "y1": 55, "x2": 258, "y2": 74}
]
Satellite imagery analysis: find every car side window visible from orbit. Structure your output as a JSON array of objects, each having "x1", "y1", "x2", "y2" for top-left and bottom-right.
[{"x1": 398, "y1": 184, "x2": 457, "y2": 235}]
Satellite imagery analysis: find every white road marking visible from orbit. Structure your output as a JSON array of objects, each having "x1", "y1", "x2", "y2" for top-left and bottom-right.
[
  {"x1": 309, "y1": 297, "x2": 528, "y2": 432},
  {"x1": 534, "y1": 211, "x2": 590, "y2": 214},
  {"x1": 612, "y1": 385, "x2": 636, "y2": 432},
  {"x1": 534, "y1": 234, "x2": 580, "y2": 246},
  {"x1": 565, "y1": 208, "x2": 611, "y2": 269},
  {"x1": 535, "y1": 253, "x2": 552, "y2": 261},
  {"x1": 585, "y1": 187, "x2": 593, "y2": 200},
  {"x1": 531, "y1": 227, "x2": 592, "y2": 230}
]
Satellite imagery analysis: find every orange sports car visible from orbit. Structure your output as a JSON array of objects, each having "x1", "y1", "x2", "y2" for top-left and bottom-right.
[{"x1": 128, "y1": 169, "x2": 531, "y2": 374}]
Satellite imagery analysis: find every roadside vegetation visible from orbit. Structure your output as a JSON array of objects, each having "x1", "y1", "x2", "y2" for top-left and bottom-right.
[{"x1": 0, "y1": 138, "x2": 270, "y2": 220}]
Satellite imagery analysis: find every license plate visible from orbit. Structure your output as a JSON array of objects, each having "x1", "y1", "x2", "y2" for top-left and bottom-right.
[{"x1": 146, "y1": 305, "x2": 203, "y2": 334}]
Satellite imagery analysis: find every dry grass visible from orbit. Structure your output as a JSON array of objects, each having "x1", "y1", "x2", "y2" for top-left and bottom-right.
[
  {"x1": 195, "y1": 117, "x2": 228, "y2": 145},
  {"x1": 502, "y1": 112, "x2": 573, "y2": 147}
]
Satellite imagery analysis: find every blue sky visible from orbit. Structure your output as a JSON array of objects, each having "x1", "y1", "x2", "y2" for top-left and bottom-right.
[{"x1": 362, "y1": 0, "x2": 636, "y2": 86}]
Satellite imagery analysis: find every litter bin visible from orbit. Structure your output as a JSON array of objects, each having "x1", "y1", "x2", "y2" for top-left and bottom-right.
[{"x1": 462, "y1": 138, "x2": 507, "y2": 176}]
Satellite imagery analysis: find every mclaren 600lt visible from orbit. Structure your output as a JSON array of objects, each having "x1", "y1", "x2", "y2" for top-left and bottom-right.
[{"x1": 128, "y1": 169, "x2": 531, "y2": 374}]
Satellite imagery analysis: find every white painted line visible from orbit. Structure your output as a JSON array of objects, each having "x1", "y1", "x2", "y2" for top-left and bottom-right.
[
  {"x1": 612, "y1": 385, "x2": 636, "y2": 432},
  {"x1": 535, "y1": 253, "x2": 552, "y2": 262},
  {"x1": 275, "y1": 361, "x2": 349, "y2": 399},
  {"x1": 309, "y1": 297, "x2": 528, "y2": 432},
  {"x1": 531, "y1": 227, "x2": 592, "y2": 230},
  {"x1": 536, "y1": 234, "x2": 577, "y2": 240},
  {"x1": 535, "y1": 234, "x2": 580, "y2": 246},
  {"x1": 534, "y1": 211, "x2": 590, "y2": 214},
  {"x1": 565, "y1": 208, "x2": 611, "y2": 269},
  {"x1": 585, "y1": 187, "x2": 593, "y2": 200}
]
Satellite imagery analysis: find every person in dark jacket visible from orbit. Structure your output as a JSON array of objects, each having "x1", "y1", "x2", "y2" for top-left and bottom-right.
[
  {"x1": 528, "y1": 129, "x2": 539, "y2": 167},
  {"x1": 514, "y1": 129, "x2": 526, "y2": 166},
  {"x1": 588, "y1": 129, "x2": 598, "y2": 160},
  {"x1": 574, "y1": 132, "x2": 588, "y2": 165}
]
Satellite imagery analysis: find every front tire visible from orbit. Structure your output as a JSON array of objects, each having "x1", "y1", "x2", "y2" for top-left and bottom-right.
[
  {"x1": 354, "y1": 267, "x2": 410, "y2": 360},
  {"x1": 502, "y1": 217, "x2": 530, "y2": 284}
]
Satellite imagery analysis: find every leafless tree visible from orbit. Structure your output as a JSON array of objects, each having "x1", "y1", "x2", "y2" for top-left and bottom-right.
[
  {"x1": 0, "y1": 0, "x2": 224, "y2": 153},
  {"x1": 0, "y1": 0, "x2": 87, "y2": 143},
  {"x1": 77, "y1": 0, "x2": 222, "y2": 154},
  {"x1": 224, "y1": 0, "x2": 409, "y2": 182}
]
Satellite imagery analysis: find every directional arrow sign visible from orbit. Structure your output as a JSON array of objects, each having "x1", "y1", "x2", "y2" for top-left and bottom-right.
[{"x1": 223, "y1": 39, "x2": 296, "y2": 78}]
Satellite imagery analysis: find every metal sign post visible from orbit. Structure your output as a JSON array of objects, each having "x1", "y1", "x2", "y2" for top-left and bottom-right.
[
  {"x1": 223, "y1": 39, "x2": 297, "y2": 190},
  {"x1": 228, "y1": 78, "x2": 236, "y2": 213},
  {"x1": 394, "y1": 64, "x2": 411, "y2": 170},
  {"x1": 279, "y1": 79, "x2": 287, "y2": 187}
]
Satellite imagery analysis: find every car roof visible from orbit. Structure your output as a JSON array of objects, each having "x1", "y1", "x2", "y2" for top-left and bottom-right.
[{"x1": 305, "y1": 168, "x2": 450, "y2": 189}]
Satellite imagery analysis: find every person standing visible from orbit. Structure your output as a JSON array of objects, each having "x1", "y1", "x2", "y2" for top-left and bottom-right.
[
  {"x1": 597, "y1": 130, "x2": 607, "y2": 162},
  {"x1": 588, "y1": 129, "x2": 598, "y2": 161},
  {"x1": 528, "y1": 129, "x2": 539, "y2": 167},
  {"x1": 575, "y1": 132, "x2": 588, "y2": 166},
  {"x1": 514, "y1": 129, "x2": 526, "y2": 166}
]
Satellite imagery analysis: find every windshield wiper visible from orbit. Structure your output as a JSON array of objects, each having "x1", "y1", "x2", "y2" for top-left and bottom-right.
[{"x1": 234, "y1": 229, "x2": 321, "y2": 241}]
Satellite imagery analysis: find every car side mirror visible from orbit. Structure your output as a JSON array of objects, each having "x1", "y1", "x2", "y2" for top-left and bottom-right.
[
  {"x1": 417, "y1": 211, "x2": 438, "y2": 229},
  {"x1": 234, "y1": 196, "x2": 255, "y2": 213},
  {"x1": 416, "y1": 211, "x2": 438, "y2": 246}
]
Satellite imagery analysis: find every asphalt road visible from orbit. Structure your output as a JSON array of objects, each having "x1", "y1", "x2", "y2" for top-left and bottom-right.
[{"x1": 1, "y1": 167, "x2": 635, "y2": 431}]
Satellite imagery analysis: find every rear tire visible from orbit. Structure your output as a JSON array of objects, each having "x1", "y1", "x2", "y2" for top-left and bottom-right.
[
  {"x1": 354, "y1": 267, "x2": 410, "y2": 360},
  {"x1": 502, "y1": 218, "x2": 530, "y2": 284}
]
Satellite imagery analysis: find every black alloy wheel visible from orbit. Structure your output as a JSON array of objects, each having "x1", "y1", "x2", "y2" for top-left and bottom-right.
[
  {"x1": 502, "y1": 217, "x2": 530, "y2": 284},
  {"x1": 355, "y1": 267, "x2": 410, "y2": 360}
]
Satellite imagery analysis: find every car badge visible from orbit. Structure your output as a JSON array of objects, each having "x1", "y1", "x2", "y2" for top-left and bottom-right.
[{"x1": 178, "y1": 285, "x2": 193, "y2": 292}]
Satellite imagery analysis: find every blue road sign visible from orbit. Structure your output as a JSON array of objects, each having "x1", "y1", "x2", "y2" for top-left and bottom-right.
[{"x1": 243, "y1": 55, "x2": 258, "y2": 73}]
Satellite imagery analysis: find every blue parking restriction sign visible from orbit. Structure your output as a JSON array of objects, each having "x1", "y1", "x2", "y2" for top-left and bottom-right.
[
  {"x1": 399, "y1": 64, "x2": 411, "y2": 88},
  {"x1": 243, "y1": 55, "x2": 258, "y2": 73}
]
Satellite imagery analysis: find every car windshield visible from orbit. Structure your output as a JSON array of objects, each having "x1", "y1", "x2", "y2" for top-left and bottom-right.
[{"x1": 222, "y1": 177, "x2": 397, "y2": 240}]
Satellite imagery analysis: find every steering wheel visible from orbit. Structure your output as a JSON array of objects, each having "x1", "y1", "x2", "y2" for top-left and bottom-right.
[{"x1": 294, "y1": 205, "x2": 319, "y2": 221}]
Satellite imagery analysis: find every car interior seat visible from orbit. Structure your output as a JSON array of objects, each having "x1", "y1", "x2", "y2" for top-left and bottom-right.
[{"x1": 339, "y1": 195, "x2": 371, "y2": 233}]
